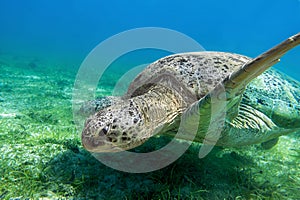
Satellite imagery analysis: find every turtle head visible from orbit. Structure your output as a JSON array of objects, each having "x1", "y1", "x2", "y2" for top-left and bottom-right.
[{"x1": 81, "y1": 100, "x2": 146, "y2": 152}]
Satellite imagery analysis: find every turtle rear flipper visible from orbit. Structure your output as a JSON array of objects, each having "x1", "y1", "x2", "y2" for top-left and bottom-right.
[{"x1": 261, "y1": 137, "x2": 279, "y2": 150}]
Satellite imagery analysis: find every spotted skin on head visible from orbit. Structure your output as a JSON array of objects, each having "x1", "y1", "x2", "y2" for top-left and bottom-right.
[{"x1": 82, "y1": 84, "x2": 185, "y2": 152}]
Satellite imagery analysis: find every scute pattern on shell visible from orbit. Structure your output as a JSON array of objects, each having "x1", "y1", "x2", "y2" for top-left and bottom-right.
[{"x1": 126, "y1": 52, "x2": 250, "y2": 101}]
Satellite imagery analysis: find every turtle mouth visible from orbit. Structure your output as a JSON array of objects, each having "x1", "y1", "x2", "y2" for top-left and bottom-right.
[{"x1": 81, "y1": 131, "x2": 124, "y2": 153}]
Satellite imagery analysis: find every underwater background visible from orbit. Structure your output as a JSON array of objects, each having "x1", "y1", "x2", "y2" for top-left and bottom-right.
[{"x1": 0, "y1": 0, "x2": 300, "y2": 199}]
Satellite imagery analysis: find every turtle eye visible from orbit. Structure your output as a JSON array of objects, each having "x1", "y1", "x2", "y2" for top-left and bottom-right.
[{"x1": 102, "y1": 126, "x2": 109, "y2": 135}]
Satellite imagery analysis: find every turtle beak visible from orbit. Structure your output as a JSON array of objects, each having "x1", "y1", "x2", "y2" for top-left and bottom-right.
[{"x1": 81, "y1": 128, "x2": 124, "y2": 153}]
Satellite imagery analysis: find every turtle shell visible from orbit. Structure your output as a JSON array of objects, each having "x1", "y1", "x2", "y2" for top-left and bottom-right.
[{"x1": 125, "y1": 52, "x2": 250, "y2": 105}]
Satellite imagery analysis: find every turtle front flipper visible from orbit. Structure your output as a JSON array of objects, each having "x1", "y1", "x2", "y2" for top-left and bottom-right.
[
  {"x1": 196, "y1": 33, "x2": 300, "y2": 128},
  {"x1": 182, "y1": 33, "x2": 300, "y2": 152},
  {"x1": 225, "y1": 32, "x2": 300, "y2": 100}
]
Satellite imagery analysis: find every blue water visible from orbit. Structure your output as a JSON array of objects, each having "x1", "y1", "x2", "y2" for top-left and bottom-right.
[{"x1": 0, "y1": 0, "x2": 300, "y2": 78}]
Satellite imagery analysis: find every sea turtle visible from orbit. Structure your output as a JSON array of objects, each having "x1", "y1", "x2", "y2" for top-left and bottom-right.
[{"x1": 81, "y1": 33, "x2": 300, "y2": 153}]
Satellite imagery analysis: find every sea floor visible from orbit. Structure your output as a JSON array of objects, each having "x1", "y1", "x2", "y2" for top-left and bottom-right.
[{"x1": 0, "y1": 54, "x2": 299, "y2": 199}]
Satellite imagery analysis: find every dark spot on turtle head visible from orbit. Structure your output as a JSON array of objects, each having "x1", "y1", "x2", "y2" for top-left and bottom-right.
[
  {"x1": 107, "y1": 137, "x2": 113, "y2": 142},
  {"x1": 129, "y1": 110, "x2": 134, "y2": 116},
  {"x1": 121, "y1": 136, "x2": 130, "y2": 141},
  {"x1": 107, "y1": 136, "x2": 117, "y2": 143}
]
